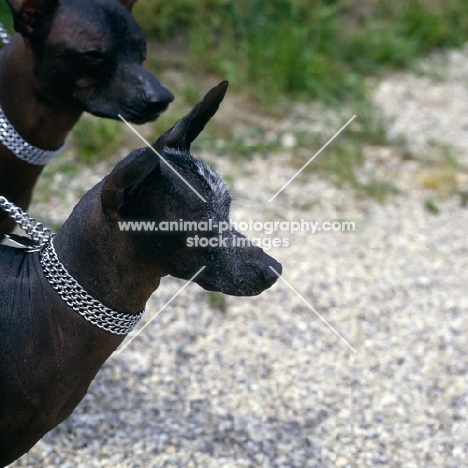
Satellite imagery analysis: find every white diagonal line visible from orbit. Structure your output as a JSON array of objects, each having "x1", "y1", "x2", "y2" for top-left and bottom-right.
[
  {"x1": 269, "y1": 267, "x2": 357, "y2": 353},
  {"x1": 117, "y1": 266, "x2": 206, "y2": 354},
  {"x1": 268, "y1": 115, "x2": 356, "y2": 203},
  {"x1": 118, "y1": 114, "x2": 207, "y2": 202}
]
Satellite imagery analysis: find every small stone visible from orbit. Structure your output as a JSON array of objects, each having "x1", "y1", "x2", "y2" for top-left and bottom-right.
[{"x1": 280, "y1": 132, "x2": 296, "y2": 148}]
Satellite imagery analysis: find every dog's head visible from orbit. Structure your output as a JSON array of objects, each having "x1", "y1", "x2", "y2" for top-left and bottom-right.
[
  {"x1": 6, "y1": 0, "x2": 173, "y2": 123},
  {"x1": 100, "y1": 81, "x2": 282, "y2": 296}
]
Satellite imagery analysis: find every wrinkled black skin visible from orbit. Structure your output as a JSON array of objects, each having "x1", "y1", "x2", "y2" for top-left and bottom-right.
[
  {"x1": 0, "y1": 0, "x2": 173, "y2": 237},
  {"x1": 0, "y1": 82, "x2": 281, "y2": 466}
]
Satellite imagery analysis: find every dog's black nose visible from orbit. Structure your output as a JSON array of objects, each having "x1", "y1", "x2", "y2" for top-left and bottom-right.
[
  {"x1": 148, "y1": 86, "x2": 174, "y2": 106},
  {"x1": 263, "y1": 260, "x2": 282, "y2": 285},
  {"x1": 143, "y1": 87, "x2": 174, "y2": 120}
]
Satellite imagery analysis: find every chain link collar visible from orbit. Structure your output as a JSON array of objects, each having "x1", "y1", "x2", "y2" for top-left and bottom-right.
[
  {"x1": 0, "y1": 106, "x2": 67, "y2": 165},
  {"x1": 0, "y1": 195, "x2": 53, "y2": 248},
  {"x1": 40, "y1": 238, "x2": 145, "y2": 335},
  {"x1": 0, "y1": 195, "x2": 145, "y2": 335},
  {"x1": 0, "y1": 23, "x2": 66, "y2": 164}
]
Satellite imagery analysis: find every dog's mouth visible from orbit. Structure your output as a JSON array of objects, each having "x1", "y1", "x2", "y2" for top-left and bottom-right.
[
  {"x1": 196, "y1": 278, "x2": 268, "y2": 297},
  {"x1": 75, "y1": 87, "x2": 173, "y2": 124},
  {"x1": 121, "y1": 98, "x2": 174, "y2": 124},
  {"x1": 125, "y1": 102, "x2": 169, "y2": 124},
  {"x1": 85, "y1": 101, "x2": 170, "y2": 124}
]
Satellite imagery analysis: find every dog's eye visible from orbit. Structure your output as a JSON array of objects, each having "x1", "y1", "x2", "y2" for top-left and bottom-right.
[{"x1": 82, "y1": 50, "x2": 104, "y2": 63}]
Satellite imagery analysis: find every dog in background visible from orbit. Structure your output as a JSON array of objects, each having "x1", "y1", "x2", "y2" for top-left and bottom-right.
[{"x1": 0, "y1": 0, "x2": 173, "y2": 236}]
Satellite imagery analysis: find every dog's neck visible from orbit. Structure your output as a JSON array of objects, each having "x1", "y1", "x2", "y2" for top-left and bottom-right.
[
  {"x1": 52, "y1": 184, "x2": 163, "y2": 315},
  {"x1": 0, "y1": 35, "x2": 81, "y2": 150}
]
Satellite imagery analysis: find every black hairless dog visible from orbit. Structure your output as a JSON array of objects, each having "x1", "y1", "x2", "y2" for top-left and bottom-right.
[
  {"x1": 0, "y1": 82, "x2": 282, "y2": 466},
  {"x1": 0, "y1": 0, "x2": 173, "y2": 237}
]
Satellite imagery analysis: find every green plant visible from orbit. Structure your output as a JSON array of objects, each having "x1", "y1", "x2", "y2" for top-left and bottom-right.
[
  {"x1": 206, "y1": 291, "x2": 228, "y2": 313},
  {"x1": 359, "y1": 180, "x2": 399, "y2": 201},
  {"x1": 189, "y1": 1, "x2": 359, "y2": 105},
  {"x1": 195, "y1": 126, "x2": 280, "y2": 160},
  {"x1": 289, "y1": 101, "x2": 391, "y2": 195},
  {"x1": 71, "y1": 117, "x2": 123, "y2": 165},
  {"x1": 137, "y1": 0, "x2": 468, "y2": 106},
  {"x1": 133, "y1": 0, "x2": 231, "y2": 40},
  {"x1": 0, "y1": 3, "x2": 13, "y2": 35},
  {"x1": 424, "y1": 197, "x2": 440, "y2": 214}
]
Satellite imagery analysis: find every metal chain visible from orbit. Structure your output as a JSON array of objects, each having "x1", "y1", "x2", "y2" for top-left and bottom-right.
[
  {"x1": 0, "y1": 195, "x2": 53, "y2": 246},
  {"x1": 40, "y1": 239, "x2": 145, "y2": 335},
  {"x1": 0, "y1": 22, "x2": 10, "y2": 45},
  {"x1": 0, "y1": 106, "x2": 66, "y2": 165},
  {"x1": 0, "y1": 23, "x2": 66, "y2": 164},
  {"x1": 0, "y1": 196, "x2": 144, "y2": 334}
]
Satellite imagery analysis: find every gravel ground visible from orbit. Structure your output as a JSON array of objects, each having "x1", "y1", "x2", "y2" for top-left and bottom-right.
[
  {"x1": 8, "y1": 48, "x2": 468, "y2": 467},
  {"x1": 374, "y1": 44, "x2": 468, "y2": 165}
]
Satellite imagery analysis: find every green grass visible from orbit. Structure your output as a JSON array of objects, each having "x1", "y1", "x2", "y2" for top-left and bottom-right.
[
  {"x1": 35, "y1": 156, "x2": 81, "y2": 204},
  {"x1": 135, "y1": 0, "x2": 468, "y2": 105},
  {"x1": 71, "y1": 116, "x2": 124, "y2": 165},
  {"x1": 187, "y1": 1, "x2": 357, "y2": 105},
  {"x1": 299, "y1": 132, "x2": 399, "y2": 200},
  {"x1": 188, "y1": 96, "x2": 400, "y2": 200},
  {"x1": 206, "y1": 291, "x2": 228, "y2": 313},
  {"x1": 360, "y1": 180, "x2": 399, "y2": 201},
  {"x1": 170, "y1": 86, "x2": 404, "y2": 200},
  {"x1": 0, "y1": 3, "x2": 13, "y2": 35},
  {"x1": 132, "y1": 0, "x2": 468, "y2": 201},
  {"x1": 195, "y1": 126, "x2": 281, "y2": 160},
  {"x1": 416, "y1": 142, "x2": 461, "y2": 197},
  {"x1": 424, "y1": 197, "x2": 440, "y2": 214}
]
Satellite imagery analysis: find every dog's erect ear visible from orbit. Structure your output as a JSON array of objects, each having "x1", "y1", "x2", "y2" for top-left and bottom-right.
[
  {"x1": 117, "y1": 0, "x2": 138, "y2": 12},
  {"x1": 101, "y1": 147, "x2": 161, "y2": 219},
  {"x1": 165, "y1": 81, "x2": 228, "y2": 151},
  {"x1": 6, "y1": 0, "x2": 58, "y2": 37}
]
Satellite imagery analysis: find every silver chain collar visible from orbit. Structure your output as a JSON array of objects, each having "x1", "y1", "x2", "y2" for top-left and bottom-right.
[
  {"x1": 40, "y1": 239, "x2": 145, "y2": 335},
  {"x1": 0, "y1": 195, "x2": 53, "y2": 248},
  {"x1": 0, "y1": 105, "x2": 67, "y2": 166},
  {"x1": 0, "y1": 23, "x2": 66, "y2": 165},
  {"x1": 0, "y1": 195, "x2": 144, "y2": 335},
  {"x1": 0, "y1": 22, "x2": 10, "y2": 45}
]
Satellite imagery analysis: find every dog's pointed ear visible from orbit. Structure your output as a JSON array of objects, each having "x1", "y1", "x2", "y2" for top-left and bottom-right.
[
  {"x1": 165, "y1": 81, "x2": 228, "y2": 151},
  {"x1": 6, "y1": 0, "x2": 59, "y2": 37},
  {"x1": 101, "y1": 147, "x2": 161, "y2": 219},
  {"x1": 117, "y1": 0, "x2": 138, "y2": 12}
]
